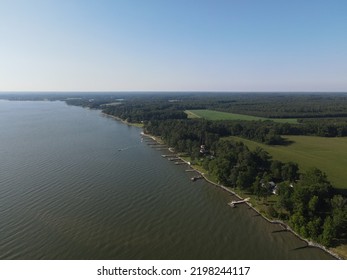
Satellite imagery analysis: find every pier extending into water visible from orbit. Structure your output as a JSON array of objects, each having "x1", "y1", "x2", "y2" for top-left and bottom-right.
[{"x1": 228, "y1": 197, "x2": 250, "y2": 207}]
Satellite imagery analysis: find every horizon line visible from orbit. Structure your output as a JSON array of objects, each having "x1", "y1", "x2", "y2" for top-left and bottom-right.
[{"x1": 1, "y1": 90, "x2": 347, "y2": 94}]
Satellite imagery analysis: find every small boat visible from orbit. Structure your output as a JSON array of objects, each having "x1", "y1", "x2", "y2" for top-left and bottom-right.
[{"x1": 191, "y1": 175, "x2": 203, "y2": 182}]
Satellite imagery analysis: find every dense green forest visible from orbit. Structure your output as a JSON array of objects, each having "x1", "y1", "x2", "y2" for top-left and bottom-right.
[
  {"x1": 62, "y1": 91, "x2": 347, "y2": 119},
  {"x1": 63, "y1": 92, "x2": 347, "y2": 138},
  {"x1": 207, "y1": 94, "x2": 347, "y2": 118}
]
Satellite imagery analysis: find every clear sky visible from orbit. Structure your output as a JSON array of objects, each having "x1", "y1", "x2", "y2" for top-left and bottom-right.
[{"x1": 0, "y1": 0, "x2": 346, "y2": 92}]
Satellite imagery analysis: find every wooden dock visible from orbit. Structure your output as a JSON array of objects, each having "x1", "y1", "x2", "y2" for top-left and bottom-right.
[
  {"x1": 147, "y1": 143, "x2": 166, "y2": 146},
  {"x1": 228, "y1": 197, "x2": 250, "y2": 207},
  {"x1": 155, "y1": 147, "x2": 168, "y2": 150},
  {"x1": 167, "y1": 157, "x2": 180, "y2": 161}
]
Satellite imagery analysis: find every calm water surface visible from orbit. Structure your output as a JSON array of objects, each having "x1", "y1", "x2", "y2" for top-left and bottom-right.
[{"x1": 0, "y1": 100, "x2": 334, "y2": 259}]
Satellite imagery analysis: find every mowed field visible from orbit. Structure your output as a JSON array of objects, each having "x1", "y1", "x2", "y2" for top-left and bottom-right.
[
  {"x1": 230, "y1": 135, "x2": 347, "y2": 190},
  {"x1": 185, "y1": 109, "x2": 298, "y2": 123}
]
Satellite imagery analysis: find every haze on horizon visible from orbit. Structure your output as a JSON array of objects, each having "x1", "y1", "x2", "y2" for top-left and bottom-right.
[{"x1": 1, "y1": 0, "x2": 346, "y2": 92}]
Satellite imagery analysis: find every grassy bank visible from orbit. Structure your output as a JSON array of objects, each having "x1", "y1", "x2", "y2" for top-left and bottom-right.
[
  {"x1": 102, "y1": 112, "x2": 144, "y2": 127},
  {"x1": 185, "y1": 109, "x2": 298, "y2": 124}
]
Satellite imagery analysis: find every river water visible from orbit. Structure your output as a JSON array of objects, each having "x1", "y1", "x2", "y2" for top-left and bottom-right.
[{"x1": 0, "y1": 100, "x2": 334, "y2": 259}]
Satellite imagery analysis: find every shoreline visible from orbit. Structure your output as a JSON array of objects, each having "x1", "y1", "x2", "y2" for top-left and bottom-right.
[
  {"x1": 102, "y1": 112, "x2": 144, "y2": 127},
  {"x1": 140, "y1": 130, "x2": 342, "y2": 260},
  {"x1": 103, "y1": 111, "x2": 343, "y2": 260}
]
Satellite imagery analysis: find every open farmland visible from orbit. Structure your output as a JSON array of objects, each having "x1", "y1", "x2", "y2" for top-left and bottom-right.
[
  {"x1": 185, "y1": 109, "x2": 298, "y2": 123},
  {"x1": 229, "y1": 135, "x2": 347, "y2": 190}
]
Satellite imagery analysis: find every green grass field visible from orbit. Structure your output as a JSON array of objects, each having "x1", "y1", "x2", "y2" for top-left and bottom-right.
[
  {"x1": 229, "y1": 135, "x2": 347, "y2": 190},
  {"x1": 185, "y1": 109, "x2": 298, "y2": 124}
]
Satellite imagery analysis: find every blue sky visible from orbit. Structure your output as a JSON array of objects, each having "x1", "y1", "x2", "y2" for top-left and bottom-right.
[{"x1": 0, "y1": 0, "x2": 346, "y2": 91}]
